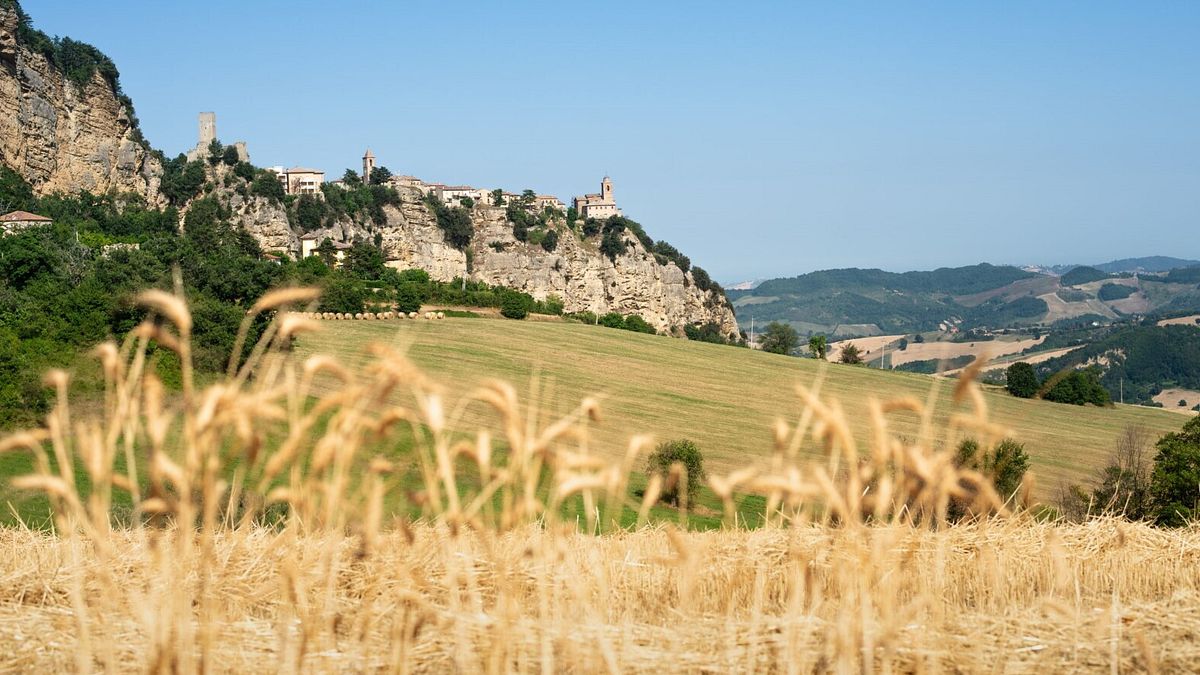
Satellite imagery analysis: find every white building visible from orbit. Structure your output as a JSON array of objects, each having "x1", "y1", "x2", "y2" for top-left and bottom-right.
[{"x1": 573, "y1": 177, "x2": 621, "y2": 220}]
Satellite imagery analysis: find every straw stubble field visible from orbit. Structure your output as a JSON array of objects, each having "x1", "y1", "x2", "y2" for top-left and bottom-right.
[
  {"x1": 1, "y1": 295, "x2": 1197, "y2": 673},
  {"x1": 296, "y1": 317, "x2": 1184, "y2": 500}
]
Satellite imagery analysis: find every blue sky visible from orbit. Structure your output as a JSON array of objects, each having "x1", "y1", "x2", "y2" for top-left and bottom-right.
[{"x1": 26, "y1": 1, "x2": 1200, "y2": 281}]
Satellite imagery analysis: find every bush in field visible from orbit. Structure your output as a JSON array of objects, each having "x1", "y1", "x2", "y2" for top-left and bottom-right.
[
  {"x1": 621, "y1": 314, "x2": 656, "y2": 334},
  {"x1": 598, "y1": 312, "x2": 625, "y2": 329},
  {"x1": 645, "y1": 439, "x2": 706, "y2": 507},
  {"x1": 500, "y1": 292, "x2": 529, "y2": 320}
]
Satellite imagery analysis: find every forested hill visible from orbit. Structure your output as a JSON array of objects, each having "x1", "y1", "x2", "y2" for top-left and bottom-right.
[
  {"x1": 728, "y1": 263, "x2": 1044, "y2": 336},
  {"x1": 748, "y1": 264, "x2": 1034, "y2": 298},
  {"x1": 1035, "y1": 325, "x2": 1200, "y2": 406}
]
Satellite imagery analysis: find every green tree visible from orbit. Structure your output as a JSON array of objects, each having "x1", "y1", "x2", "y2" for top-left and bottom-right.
[
  {"x1": 1149, "y1": 416, "x2": 1200, "y2": 526},
  {"x1": 839, "y1": 343, "x2": 863, "y2": 365},
  {"x1": 342, "y1": 169, "x2": 361, "y2": 185},
  {"x1": 233, "y1": 161, "x2": 255, "y2": 181},
  {"x1": 369, "y1": 165, "x2": 393, "y2": 185},
  {"x1": 1042, "y1": 369, "x2": 1111, "y2": 406},
  {"x1": 645, "y1": 439, "x2": 706, "y2": 507},
  {"x1": 491, "y1": 189, "x2": 504, "y2": 206},
  {"x1": 221, "y1": 145, "x2": 239, "y2": 166},
  {"x1": 512, "y1": 218, "x2": 529, "y2": 242},
  {"x1": 808, "y1": 334, "x2": 828, "y2": 360},
  {"x1": 500, "y1": 292, "x2": 529, "y2": 319},
  {"x1": 394, "y1": 282, "x2": 427, "y2": 314},
  {"x1": 540, "y1": 228, "x2": 559, "y2": 252},
  {"x1": 1005, "y1": 362, "x2": 1040, "y2": 398},
  {"x1": 316, "y1": 238, "x2": 337, "y2": 266},
  {"x1": 760, "y1": 322, "x2": 799, "y2": 355},
  {"x1": 599, "y1": 230, "x2": 626, "y2": 261},
  {"x1": 345, "y1": 242, "x2": 385, "y2": 279},
  {"x1": 207, "y1": 138, "x2": 224, "y2": 165},
  {"x1": 319, "y1": 271, "x2": 366, "y2": 313},
  {"x1": 250, "y1": 170, "x2": 285, "y2": 201},
  {"x1": 295, "y1": 195, "x2": 326, "y2": 232},
  {"x1": 951, "y1": 438, "x2": 1030, "y2": 519}
]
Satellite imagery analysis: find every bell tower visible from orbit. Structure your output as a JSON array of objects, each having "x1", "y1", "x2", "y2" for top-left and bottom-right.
[
  {"x1": 362, "y1": 149, "x2": 375, "y2": 184},
  {"x1": 601, "y1": 176, "x2": 613, "y2": 202}
]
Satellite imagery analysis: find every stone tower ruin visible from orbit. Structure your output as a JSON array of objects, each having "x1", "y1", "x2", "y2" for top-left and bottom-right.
[{"x1": 198, "y1": 112, "x2": 216, "y2": 146}]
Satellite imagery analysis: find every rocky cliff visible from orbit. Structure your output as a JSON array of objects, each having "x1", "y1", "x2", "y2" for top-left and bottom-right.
[
  {"x1": 259, "y1": 185, "x2": 739, "y2": 337},
  {"x1": 0, "y1": 6, "x2": 161, "y2": 202}
]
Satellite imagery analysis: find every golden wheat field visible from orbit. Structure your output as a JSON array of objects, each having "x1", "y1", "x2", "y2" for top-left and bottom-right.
[{"x1": 1, "y1": 288, "x2": 1198, "y2": 673}]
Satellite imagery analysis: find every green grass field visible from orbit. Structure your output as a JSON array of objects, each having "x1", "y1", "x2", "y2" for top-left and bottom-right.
[{"x1": 295, "y1": 316, "x2": 1188, "y2": 501}]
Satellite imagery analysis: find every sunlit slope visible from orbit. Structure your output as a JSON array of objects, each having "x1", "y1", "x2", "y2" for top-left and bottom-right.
[{"x1": 296, "y1": 318, "x2": 1185, "y2": 498}]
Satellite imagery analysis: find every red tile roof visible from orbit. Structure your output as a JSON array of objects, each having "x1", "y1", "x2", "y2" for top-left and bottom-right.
[{"x1": 1, "y1": 210, "x2": 52, "y2": 222}]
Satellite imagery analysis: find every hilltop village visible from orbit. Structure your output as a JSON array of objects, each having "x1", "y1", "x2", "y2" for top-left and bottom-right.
[{"x1": 174, "y1": 112, "x2": 623, "y2": 261}]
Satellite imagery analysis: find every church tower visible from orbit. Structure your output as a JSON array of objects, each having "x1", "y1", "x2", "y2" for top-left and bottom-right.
[
  {"x1": 601, "y1": 176, "x2": 613, "y2": 202},
  {"x1": 362, "y1": 149, "x2": 375, "y2": 184}
]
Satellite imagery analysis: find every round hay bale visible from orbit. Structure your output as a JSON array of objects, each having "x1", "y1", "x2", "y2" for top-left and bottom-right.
[
  {"x1": 367, "y1": 313, "x2": 376, "y2": 320},
  {"x1": 324, "y1": 312, "x2": 332, "y2": 320},
  {"x1": 436, "y1": 311, "x2": 445, "y2": 320},
  {"x1": 409, "y1": 312, "x2": 418, "y2": 319},
  {"x1": 354, "y1": 313, "x2": 362, "y2": 320}
]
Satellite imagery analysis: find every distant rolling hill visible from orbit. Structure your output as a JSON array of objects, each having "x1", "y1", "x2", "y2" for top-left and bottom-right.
[{"x1": 731, "y1": 262, "x2": 1200, "y2": 337}]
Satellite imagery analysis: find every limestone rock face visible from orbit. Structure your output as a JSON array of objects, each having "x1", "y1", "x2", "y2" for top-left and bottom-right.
[
  {"x1": 242, "y1": 187, "x2": 738, "y2": 338},
  {"x1": 0, "y1": 7, "x2": 162, "y2": 202},
  {"x1": 227, "y1": 191, "x2": 293, "y2": 253}
]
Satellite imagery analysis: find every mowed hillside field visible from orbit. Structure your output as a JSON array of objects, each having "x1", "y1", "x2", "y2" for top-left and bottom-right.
[{"x1": 295, "y1": 317, "x2": 1185, "y2": 499}]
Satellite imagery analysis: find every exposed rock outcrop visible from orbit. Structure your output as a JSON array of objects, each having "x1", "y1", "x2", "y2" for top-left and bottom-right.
[
  {"x1": 272, "y1": 187, "x2": 738, "y2": 337},
  {"x1": 0, "y1": 6, "x2": 161, "y2": 202}
]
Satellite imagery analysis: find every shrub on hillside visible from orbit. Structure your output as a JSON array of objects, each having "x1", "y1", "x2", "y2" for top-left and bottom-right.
[{"x1": 645, "y1": 439, "x2": 706, "y2": 507}]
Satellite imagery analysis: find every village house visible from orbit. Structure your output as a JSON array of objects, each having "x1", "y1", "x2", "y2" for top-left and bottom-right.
[
  {"x1": 573, "y1": 177, "x2": 621, "y2": 220},
  {"x1": 0, "y1": 210, "x2": 52, "y2": 235},
  {"x1": 268, "y1": 166, "x2": 326, "y2": 196},
  {"x1": 436, "y1": 185, "x2": 487, "y2": 207},
  {"x1": 534, "y1": 195, "x2": 566, "y2": 212},
  {"x1": 299, "y1": 232, "x2": 351, "y2": 264}
]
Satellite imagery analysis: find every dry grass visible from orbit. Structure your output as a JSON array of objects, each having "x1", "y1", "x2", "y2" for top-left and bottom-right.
[{"x1": 1, "y1": 285, "x2": 1198, "y2": 673}]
